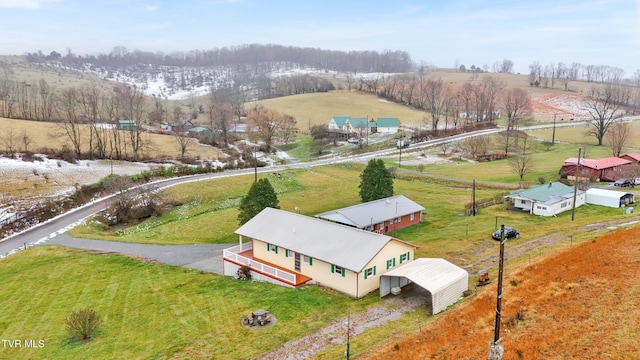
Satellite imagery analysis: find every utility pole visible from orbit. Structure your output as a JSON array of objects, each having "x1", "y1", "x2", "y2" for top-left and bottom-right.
[
  {"x1": 489, "y1": 224, "x2": 506, "y2": 360},
  {"x1": 254, "y1": 145, "x2": 258, "y2": 183},
  {"x1": 571, "y1": 147, "x2": 582, "y2": 221},
  {"x1": 345, "y1": 309, "x2": 351, "y2": 359},
  {"x1": 551, "y1": 114, "x2": 557, "y2": 145}
]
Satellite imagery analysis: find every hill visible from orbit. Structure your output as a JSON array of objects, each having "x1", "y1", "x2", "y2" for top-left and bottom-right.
[{"x1": 360, "y1": 223, "x2": 640, "y2": 359}]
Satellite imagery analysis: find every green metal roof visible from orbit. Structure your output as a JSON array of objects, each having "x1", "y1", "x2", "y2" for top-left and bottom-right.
[
  {"x1": 331, "y1": 116, "x2": 351, "y2": 126},
  {"x1": 349, "y1": 117, "x2": 374, "y2": 128},
  {"x1": 508, "y1": 182, "x2": 574, "y2": 202},
  {"x1": 376, "y1": 118, "x2": 399, "y2": 127}
]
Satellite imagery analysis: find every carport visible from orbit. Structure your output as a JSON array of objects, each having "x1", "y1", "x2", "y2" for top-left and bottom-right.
[
  {"x1": 380, "y1": 258, "x2": 468, "y2": 315},
  {"x1": 586, "y1": 188, "x2": 634, "y2": 208}
]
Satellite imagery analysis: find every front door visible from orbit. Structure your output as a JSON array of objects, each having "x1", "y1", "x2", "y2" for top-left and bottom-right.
[{"x1": 294, "y1": 252, "x2": 301, "y2": 272}]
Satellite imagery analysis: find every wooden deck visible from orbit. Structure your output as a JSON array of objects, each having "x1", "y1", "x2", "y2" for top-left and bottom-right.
[{"x1": 237, "y1": 249, "x2": 312, "y2": 287}]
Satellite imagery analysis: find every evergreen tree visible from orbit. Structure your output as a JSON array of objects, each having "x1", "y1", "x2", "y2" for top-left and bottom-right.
[
  {"x1": 358, "y1": 158, "x2": 394, "y2": 202},
  {"x1": 238, "y1": 178, "x2": 280, "y2": 225}
]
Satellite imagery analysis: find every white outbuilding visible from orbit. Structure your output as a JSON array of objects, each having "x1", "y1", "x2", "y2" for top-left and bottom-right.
[
  {"x1": 379, "y1": 258, "x2": 468, "y2": 315},
  {"x1": 585, "y1": 188, "x2": 635, "y2": 208}
]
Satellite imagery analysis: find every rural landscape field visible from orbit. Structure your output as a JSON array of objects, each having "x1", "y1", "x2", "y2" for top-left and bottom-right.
[{"x1": 2, "y1": 36, "x2": 640, "y2": 360}]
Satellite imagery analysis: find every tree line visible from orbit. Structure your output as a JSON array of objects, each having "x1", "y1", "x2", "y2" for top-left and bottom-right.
[{"x1": 25, "y1": 44, "x2": 416, "y2": 74}]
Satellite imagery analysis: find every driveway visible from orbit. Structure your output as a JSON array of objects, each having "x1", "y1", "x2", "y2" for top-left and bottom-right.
[{"x1": 45, "y1": 234, "x2": 231, "y2": 275}]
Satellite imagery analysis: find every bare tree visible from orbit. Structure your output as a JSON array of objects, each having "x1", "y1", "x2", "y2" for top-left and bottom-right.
[
  {"x1": 583, "y1": 84, "x2": 625, "y2": 145},
  {"x1": 2, "y1": 128, "x2": 18, "y2": 155},
  {"x1": 422, "y1": 78, "x2": 447, "y2": 133},
  {"x1": 605, "y1": 122, "x2": 633, "y2": 157},
  {"x1": 459, "y1": 135, "x2": 492, "y2": 158},
  {"x1": 502, "y1": 88, "x2": 532, "y2": 131},
  {"x1": 509, "y1": 155, "x2": 535, "y2": 181},
  {"x1": 279, "y1": 113, "x2": 297, "y2": 144},
  {"x1": 174, "y1": 132, "x2": 193, "y2": 159},
  {"x1": 20, "y1": 129, "x2": 32, "y2": 153},
  {"x1": 248, "y1": 105, "x2": 281, "y2": 152},
  {"x1": 55, "y1": 87, "x2": 84, "y2": 157}
]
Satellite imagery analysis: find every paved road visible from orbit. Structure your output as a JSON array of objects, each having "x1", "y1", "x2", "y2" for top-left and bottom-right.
[{"x1": 45, "y1": 234, "x2": 232, "y2": 275}]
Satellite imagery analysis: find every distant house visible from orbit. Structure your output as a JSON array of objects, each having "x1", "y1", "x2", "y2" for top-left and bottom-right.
[
  {"x1": 174, "y1": 118, "x2": 195, "y2": 132},
  {"x1": 375, "y1": 118, "x2": 399, "y2": 134},
  {"x1": 118, "y1": 120, "x2": 137, "y2": 131},
  {"x1": 223, "y1": 208, "x2": 418, "y2": 298},
  {"x1": 328, "y1": 116, "x2": 352, "y2": 132},
  {"x1": 505, "y1": 182, "x2": 585, "y2": 216},
  {"x1": 188, "y1": 127, "x2": 214, "y2": 137},
  {"x1": 348, "y1": 117, "x2": 375, "y2": 137},
  {"x1": 315, "y1": 195, "x2": 425, "y2": 234},
  {"x1": 561, "y1": 157, "x2": 633, "y2": 182}
]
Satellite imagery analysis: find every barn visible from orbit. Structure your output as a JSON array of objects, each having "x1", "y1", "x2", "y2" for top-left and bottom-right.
[{"x1": 379, "y1": 258, "x2": 468, "y2": 315}]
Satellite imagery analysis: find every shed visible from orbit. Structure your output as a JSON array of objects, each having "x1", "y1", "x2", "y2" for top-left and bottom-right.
[
  {"x1": 586, "y1": 188, "x2": 635, "y2": 208},
  {"x1": 380, "y1": 258, "x2": 468, "y2": 315}
]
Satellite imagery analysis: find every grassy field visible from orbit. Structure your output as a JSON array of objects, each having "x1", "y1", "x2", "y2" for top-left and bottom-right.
[
  {"x1": 0, "y1": 117, "x2": 224, "y2": 160},
  {"x1": 0, "y1": 246, "x2": 380, "y2": 360},
  {"x1": 71, "y1": 160, "x2": 630, "y2": 262},
  {"x1": 248, "y1": 91, "x2": 429, "y2": 129}
]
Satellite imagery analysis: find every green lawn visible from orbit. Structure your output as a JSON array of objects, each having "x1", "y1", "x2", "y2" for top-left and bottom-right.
[{"x1": 0, "y1": 246, "x2": 378, "y2": 360}]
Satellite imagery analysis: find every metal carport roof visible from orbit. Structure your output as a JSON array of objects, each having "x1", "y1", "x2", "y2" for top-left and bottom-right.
[{"x1": 380, "y1": 258, "x2": 468, "y2": 315}]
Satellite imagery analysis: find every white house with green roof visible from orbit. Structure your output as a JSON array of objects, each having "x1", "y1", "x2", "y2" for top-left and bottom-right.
[
  {"x1": 375, "y1": 117, "x2": 399, "y2": 134},
  {"x1": 328, "y1": 116, "x2": 351, "y2": 132},
  {"x1": 505, "y1": 182, "x2": 586, "y2": 216}
]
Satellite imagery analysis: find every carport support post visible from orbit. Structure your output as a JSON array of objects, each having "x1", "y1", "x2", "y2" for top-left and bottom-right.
[{"x1": 489, "y1": 224, "x2": 506, "y2": 360}]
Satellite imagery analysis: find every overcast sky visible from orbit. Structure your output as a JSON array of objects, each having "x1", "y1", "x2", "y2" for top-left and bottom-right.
[{"x1": 0, "y1": 0, "x2": 638, "y2": 76}]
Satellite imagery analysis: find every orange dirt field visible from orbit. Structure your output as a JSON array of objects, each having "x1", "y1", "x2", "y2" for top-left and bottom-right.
[{"x1": 359, "y1": 226, "x2": 640, "y2": 359}]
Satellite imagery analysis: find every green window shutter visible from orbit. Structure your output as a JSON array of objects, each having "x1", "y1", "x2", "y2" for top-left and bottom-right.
[
  {"x1": 331, "y1": 264, "x2": 335, "y2": 273},
  {"x1": 407, "y1": 252, "x2": 410, "y2": 260},
  {"x1": 285, "y1": 249, "x2": 289, "y2": 257},
  {"x1": 309, "y1": 257, "x2": 313, "y2": 266},
  {"x1": 399, "y1": 255, "x2": 403, "y2": 264},
  {"x1": 275, "y1": 246, "x2": 278, "y2": 254},
  {"x1": 373, "y1": 266, "x2": 376, "y2": 276},
  {"x1": 386, "y1": 261, "x2": 389, "y2": 270},
  {"x1": 267, "y1": 243, "x2": 270, "y2": 251},
  {"x1": 364, "y1": 271, "x2": 368, "y2": 280},
  {"x1": 393, "y1": 258, "x2": 396, "y2": 266},
  {"x1": 341, "y1": 268, "x2": 345, "y2": 277}
]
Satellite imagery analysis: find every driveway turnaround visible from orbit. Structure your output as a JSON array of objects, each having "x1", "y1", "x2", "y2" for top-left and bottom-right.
[{"x1": 45, "y1": 234, "x2": 231, "y2": 275}]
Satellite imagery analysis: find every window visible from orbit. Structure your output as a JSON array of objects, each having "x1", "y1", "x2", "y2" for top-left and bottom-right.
[
  {"x1": 410, "y1": 213, "x2": 414, "y2": 221},
  {"x1": 267, "y1": 243, "x2": 278, "y2": 254},
  {"x1": 303, "y1": 255, "x2": 313, "y2": 265},
  {"x1": 396, "y1": 217, "x2": 401, "y2": 223},
  {"x1": 386, "y1": 258, "x2": 396, "y2": 269},
  {"x1": 285, "y1": 249, "x2": 293, "y2": 258},
  {"x1": 331, "y1": 264, "x2": 345, "y2": 277},
  {"x1": 399, "y1": 251, "x2": 411, "y2": 264},
  {"x1": 378, "y1": 223, "x2": 384, "y2": 230},
  {"x1": 364, "y1": 266, "x2": 377, "y2": 279}
]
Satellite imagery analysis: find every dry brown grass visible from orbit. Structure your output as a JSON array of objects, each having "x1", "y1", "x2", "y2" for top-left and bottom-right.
[
  {"x1": 358, "y1": 225, "x2": 640, "y2": 359},
  {"x1": 0, "y1": 117, "x2": 224, "y2": 160}
]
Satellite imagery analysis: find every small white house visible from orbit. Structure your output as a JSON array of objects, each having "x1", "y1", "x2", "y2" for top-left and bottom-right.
[
  {"x1": 586, "y1": 188, "x2": 635, "y2": 208},
  {"x1": 505, "y1": 182, "x2": 586, "y2": 216}
]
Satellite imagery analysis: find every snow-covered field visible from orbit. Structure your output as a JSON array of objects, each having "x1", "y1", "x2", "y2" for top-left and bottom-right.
[{"x1": 0, "y1": 156, "x2": 155, "y2": 222}]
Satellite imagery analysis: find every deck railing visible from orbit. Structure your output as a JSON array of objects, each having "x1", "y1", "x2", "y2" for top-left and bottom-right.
[{"x1": 223, "y1": 243, "x2": 296, "y2": 284}]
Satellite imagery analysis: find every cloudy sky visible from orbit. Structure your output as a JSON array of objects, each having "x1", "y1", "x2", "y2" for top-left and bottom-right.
[{"x1": 0, "y1": 0, "x2": 638, "y2": 76}]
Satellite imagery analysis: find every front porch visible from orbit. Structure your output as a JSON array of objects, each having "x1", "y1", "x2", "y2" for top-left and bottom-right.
[{"x1": 223, "y1": 243, "x2": 312, "y2": 287}]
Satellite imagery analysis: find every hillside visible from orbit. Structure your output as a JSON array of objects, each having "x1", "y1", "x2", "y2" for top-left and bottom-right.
[{"x1": 359, "y1": 224, "x2": 640, "y2": 359}]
